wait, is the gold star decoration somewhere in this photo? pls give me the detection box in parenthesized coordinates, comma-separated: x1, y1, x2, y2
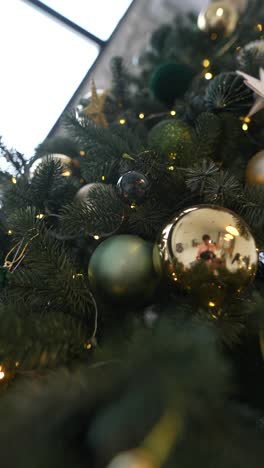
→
(82, 79, 108, 128)
(237, 68, 264, 116)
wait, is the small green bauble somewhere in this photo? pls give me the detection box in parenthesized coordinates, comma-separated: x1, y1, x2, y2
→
(148, 119, 193, 163)
(88, 235, 158, 303)
(149, 62, 195, 106)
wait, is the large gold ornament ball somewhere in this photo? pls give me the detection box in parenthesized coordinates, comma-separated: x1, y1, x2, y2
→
(154, 205, 257, 307)
(212, 0, 248, 13)
(198, 2, 238, 36)
(246, 151, 264, 186)
(29, 153, 72, 178)
(88, 235, 158, 303)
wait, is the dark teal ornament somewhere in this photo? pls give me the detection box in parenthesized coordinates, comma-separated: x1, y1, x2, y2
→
(88, 235, 158, 303)
(149, 62, 195, 106)
(205, 72, 253, 114)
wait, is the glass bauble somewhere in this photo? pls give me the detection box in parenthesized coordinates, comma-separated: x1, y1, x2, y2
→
(117, 171, 150, 205)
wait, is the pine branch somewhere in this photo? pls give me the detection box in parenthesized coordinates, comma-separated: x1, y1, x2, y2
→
(60, 185, 125, 237)
(0, 303, 92, 372)
(202, 170, 243, 205)
(30, 158, 77, 212)
(0, 137, 27, 174)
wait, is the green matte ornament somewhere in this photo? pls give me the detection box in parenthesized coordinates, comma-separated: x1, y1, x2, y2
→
(148, 119, 194, 163)
(88, 235, 158, 303)
(150, 62, 194, 106)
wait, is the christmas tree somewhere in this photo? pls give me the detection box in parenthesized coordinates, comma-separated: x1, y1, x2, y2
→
(1, 1, 264, 466)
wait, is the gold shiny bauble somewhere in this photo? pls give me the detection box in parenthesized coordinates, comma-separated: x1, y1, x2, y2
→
(29, 154, 72, 178)
(246, 151, 264, 186)
(107, 450, 155, 468)
(198, 2, 238, 36)
(154, 205, 257, 307)
(75, 183, 105, 202)
(212, 0, 248, 13)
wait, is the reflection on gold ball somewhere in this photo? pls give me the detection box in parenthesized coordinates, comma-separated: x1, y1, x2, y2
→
(246, 151, 264, 186)
(30, 154, 72, 178)
(198, 2, 238, 36)
(107, 450, 155, 468)
(154, 205, 257, 307)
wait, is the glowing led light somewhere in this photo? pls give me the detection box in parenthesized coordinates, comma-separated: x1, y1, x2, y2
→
(168, 166, 175, 171)
(242, 123, 248, 131)
(216, 7, 224, 17)
(197, 13, 206, 30)
(7, 229, 13, 235)
(138, 113, 145, 119)
(85, 343, 92, 350)
(73, 273, 83, 279)
(15, 362, 20, 368)
(205, 72, 213, 80)
(208, 301, 216, 307)
(119, 118, 126, 125)
(170, 110, 177, 116)
(36, 213, 45, 219)
(226, 226, 239, 237)
(130, 203, 136, 209)
(211, 33, 218, 40)
(62, 170, 71, 177)
(94, 235, 100, 240)
(11, 177, 17, 184)
(244, 116, 251, 123)
(0, 371, 5, 380)
(80, 150, 86, 156)
(202, 58, 210, 68)
(101, 175, 106, 181)
(257, 23, 263, 32)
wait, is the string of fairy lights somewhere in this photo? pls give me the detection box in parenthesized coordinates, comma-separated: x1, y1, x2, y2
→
(2, 5, 264, 384)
